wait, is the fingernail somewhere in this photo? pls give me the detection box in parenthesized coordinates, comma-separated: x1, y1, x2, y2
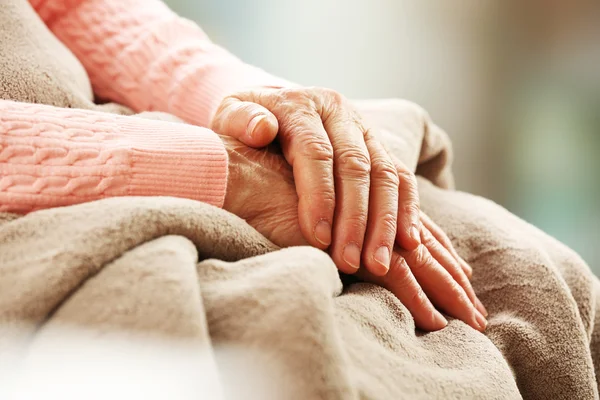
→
(373, 246, 391, 274)
(246, 114, 266, 138)
(410, 225, 421, 245)
(314, 220, 332, 247)
(343, 243, 361, 270)
(474, 309, 488, 331)
(475, 297, 488, 317)
(434, 311, 448, 327)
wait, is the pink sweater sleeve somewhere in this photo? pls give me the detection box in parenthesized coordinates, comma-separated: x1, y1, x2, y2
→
(30, 0, 291, 127)
(0, 100, 227, 213)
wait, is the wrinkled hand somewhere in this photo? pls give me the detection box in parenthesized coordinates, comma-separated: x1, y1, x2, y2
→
(220, 134, 487, 332)
(212, 87, 424, 279)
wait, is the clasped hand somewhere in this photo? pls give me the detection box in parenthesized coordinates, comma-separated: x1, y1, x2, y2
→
(211, 87, 487, 332)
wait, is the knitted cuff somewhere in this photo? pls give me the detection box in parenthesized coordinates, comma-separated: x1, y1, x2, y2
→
(119, 116, 228, 207)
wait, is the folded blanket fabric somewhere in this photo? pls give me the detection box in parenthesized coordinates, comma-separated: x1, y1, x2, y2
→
(1, 0, 599, 399)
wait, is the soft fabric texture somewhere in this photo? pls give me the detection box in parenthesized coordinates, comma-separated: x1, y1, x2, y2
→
(2, 100, 599, 400)
(2, 0, 600, 399)
(1, 0, 291, 212)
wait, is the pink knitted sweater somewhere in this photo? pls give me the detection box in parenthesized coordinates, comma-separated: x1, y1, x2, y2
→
(0, 0, 286, 213)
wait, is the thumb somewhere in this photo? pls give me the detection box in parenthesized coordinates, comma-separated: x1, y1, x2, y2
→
(210, 96, 279, 148)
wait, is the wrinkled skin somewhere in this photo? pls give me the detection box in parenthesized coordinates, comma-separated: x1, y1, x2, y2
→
(221, 134, 487, 332)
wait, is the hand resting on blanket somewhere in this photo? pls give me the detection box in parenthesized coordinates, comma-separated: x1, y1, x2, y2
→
(220, 133, 488, 332)
(212, 87, 422, 279)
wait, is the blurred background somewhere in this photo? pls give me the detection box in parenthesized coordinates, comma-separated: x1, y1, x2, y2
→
(165, 0, 600, 273)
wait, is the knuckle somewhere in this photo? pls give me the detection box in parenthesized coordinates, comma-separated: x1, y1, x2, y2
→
(411, 245, 432, 271)
(336, 148, 371, 178)
(408, 285, 428, 308)
(389, 254, 413, 287)
(280, 88, 308, 101)
(321, 87, 345, 104)
(421, 230, 439, 249)
(422, 237, 438, 252)
(279, 91, 318, 113)
(295, 135, 334, 162)
(402, 202, 421, 218)
(397, 169, 417, 188)
(288, 106, 318, 122)
(318, 189, 336, 204)
(371, 158, 399, 187)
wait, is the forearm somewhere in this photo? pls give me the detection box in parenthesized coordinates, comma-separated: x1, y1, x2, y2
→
(30, 0, 291, 127)
(0, 100, 227, 213)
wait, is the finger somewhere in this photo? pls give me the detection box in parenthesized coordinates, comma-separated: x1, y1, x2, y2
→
(419, 211, 474, 279)
(275, 108, 337, 253)
(392, 157, 421, 251)
(420, 225, 487, 316)
(361, 131, 399, 276)
(457, 257, 473, 279)
(221, 90, 338, 255)
(211, 96, 279, 148)
(320, 102, 371, 275)
(356, 251, 448, 331)
(475, 298, 488, 318)
(397, 244, 487, 331)
(461, 258, 473, 279)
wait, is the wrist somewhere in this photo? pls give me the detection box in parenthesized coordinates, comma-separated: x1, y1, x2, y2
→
(220, 135, 245, 214)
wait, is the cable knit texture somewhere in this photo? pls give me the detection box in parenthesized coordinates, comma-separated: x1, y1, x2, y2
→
(1, 0, 291, 213)
(0, 100, 227, 213)
(29, 0, 291, 127)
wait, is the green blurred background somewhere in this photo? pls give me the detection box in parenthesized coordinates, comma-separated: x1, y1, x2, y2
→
(165, 0, 600, 273)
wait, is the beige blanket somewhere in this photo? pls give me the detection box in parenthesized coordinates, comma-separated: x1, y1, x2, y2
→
(2, 1, 599, 399)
